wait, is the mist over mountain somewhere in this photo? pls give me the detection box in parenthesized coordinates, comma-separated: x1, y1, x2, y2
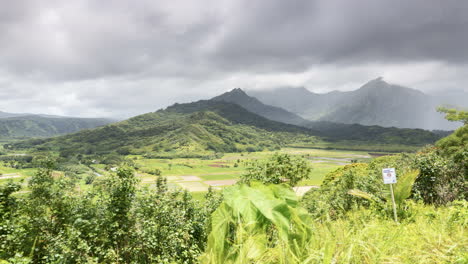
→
(249, 78, 466, 130)
(211, 88, 307, 125)
(9, 90, 444, 155)
(208, 88, 441, 145)
(428, 89, 468, 108)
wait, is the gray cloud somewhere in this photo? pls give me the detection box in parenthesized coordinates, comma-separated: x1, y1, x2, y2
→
(0, 0, 467, 118)
(211, 0, 468, 71)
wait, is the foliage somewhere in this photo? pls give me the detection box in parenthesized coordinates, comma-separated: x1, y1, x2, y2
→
(300, 201, 467, 264)
(411, 111, 467, 205)
(0, 163, 218, 263)
(9, 102, 315, 157)
(392, 169, 419, 205)
(437, 107, 468, 124)
(201, 183, 313, 263)
(347, 169, 420, 208)
(436, 121, 467, 156)
(412, 146, 466, 205)
(240, 153, 312, 186)
(301, 155, 416, 219)
(305, 121, 443, 146)
(203, 183, 467, 263)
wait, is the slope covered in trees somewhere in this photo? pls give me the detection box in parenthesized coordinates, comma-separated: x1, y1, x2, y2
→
(208, 88, 444, 146)
(8, 101, 316, 156)
(0, 115, 113, 139)
(7, 97, 446, 156)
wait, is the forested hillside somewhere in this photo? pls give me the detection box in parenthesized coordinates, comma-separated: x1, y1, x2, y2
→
(304, 121, 442, 145)
(7, 96, 445, 156)
(208, 88, 444, 146)
(8, 102, 316, 156)
(0, 115, 112, 139)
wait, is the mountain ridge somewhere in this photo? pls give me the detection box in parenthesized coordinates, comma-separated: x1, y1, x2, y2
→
(0, 114, 114, 139)
(8, 101, 316, 155)
(211, 88, 307, 125)
(248, 78, 466, 130)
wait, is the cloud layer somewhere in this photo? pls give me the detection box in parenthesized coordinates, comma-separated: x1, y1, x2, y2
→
(1, 0, 467, 118)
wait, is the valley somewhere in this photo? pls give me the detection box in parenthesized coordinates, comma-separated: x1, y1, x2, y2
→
(1, 147, 374, 198)
(2, 2, 468, 262)
(1, 96, 465, 263)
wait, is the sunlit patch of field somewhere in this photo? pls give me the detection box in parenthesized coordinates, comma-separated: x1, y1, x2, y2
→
(131, 147, 374, 199)
(0, 147, 375, 199)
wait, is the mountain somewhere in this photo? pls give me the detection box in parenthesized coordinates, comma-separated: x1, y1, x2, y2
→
(0, 111, 26, 118)
(302, 121, 442, 146)
(8, 101, 315, 156)
(212, 87, 441, 145)
(0, 114, 113, 139)
(248, 87, 349, 120)
(211, 88, 307, 125)
(9, 94, 444, 156)
(248, 78, 466, 130)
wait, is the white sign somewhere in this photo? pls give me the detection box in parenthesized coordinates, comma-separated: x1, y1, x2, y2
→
(382, 168, 397, 184)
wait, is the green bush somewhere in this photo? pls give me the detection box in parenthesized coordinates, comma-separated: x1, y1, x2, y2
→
(302, 155, 415, 219)
(240, 153, 312, 186)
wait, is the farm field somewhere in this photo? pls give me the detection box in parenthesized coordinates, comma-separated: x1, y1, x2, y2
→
(132, 147, 375, 197)
(0, 147, 379, 198)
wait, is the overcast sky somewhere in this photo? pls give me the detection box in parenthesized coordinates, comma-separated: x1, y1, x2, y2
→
(1, 0, 467, 118)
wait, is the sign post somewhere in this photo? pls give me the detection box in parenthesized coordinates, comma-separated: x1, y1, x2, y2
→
(382, 168, 398, 223)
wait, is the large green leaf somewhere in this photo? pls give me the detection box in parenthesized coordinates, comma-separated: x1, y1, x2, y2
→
(201, 183, 313, 263)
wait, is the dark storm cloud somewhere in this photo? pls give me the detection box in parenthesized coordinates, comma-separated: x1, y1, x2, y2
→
(0, 0, 467, 117)
(0, 0, 222, 80)
(211, 0, 468, 72)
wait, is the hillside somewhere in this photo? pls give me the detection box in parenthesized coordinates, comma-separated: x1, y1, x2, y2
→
(0, 115, 113, 139)
(210, 88, 442, 145)
(248, 87, 347, 120)
(8, 102, 316, 156)
(248, 78, 466, 130)
(8, 95, 446, 156)
(303, 121, 442, 146)
(211, 88, 307, 125)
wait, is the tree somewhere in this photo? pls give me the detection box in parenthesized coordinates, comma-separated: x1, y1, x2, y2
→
(437, 107, 468, 124)
(240, 153, 312, 186)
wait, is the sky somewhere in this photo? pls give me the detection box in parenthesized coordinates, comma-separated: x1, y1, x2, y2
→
(0, 0, 467, 118)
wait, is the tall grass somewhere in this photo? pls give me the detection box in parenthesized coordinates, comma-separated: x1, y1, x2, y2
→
(202, 183, 467, 263)
(302, 202, 467, 263)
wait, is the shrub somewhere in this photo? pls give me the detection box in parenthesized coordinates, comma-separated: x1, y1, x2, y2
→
(240, 153, 312, 186)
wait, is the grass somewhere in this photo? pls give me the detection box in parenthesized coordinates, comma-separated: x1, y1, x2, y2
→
(130, 147, 374, 193)
(298, 164, 338, 186)
(302, 203, 467, 264)
(198, 174, 240, 181)
(290, 141, 422, 153)
(191, 191, 207, 202)
(0, 147, 377, 196)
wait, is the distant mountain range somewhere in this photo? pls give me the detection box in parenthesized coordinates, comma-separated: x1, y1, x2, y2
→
(208, 88, 442, 145)
(9, 101, 315, 155)
(6, 84, 446, 154)
(248, 78, 467, 130)
(0, 112, 113, 139)
(211, 88, 307, 125)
